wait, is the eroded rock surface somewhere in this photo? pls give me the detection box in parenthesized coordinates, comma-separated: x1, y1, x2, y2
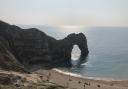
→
(0, 20, 89, 71)
(0, 70, 67, 89)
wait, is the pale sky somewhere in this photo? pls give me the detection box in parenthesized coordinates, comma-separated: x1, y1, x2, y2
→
(0, 0, 128, 27)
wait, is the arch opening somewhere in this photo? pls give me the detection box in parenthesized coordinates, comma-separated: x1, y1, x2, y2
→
(71, 45, 81, 66)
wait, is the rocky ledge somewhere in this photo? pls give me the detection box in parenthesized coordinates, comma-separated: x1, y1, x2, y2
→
(0, 69, 69, 89)
(0, 20, 89, 72)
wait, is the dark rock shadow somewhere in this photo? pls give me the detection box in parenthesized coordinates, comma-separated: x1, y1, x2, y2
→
(0, 20, 89, 73)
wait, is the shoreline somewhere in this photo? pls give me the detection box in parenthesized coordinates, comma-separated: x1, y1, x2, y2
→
(35, 68, 128, 89)
(0, 68, 128, 89)
(53, 68, 128, 81)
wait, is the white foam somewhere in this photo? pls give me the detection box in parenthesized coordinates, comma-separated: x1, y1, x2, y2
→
(52, 68, 123, 81)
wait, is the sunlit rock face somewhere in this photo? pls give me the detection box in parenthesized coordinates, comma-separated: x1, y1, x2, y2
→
(0, 20, 89, 71)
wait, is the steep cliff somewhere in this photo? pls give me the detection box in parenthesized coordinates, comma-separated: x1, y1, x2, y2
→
(0, 20, 89, 72)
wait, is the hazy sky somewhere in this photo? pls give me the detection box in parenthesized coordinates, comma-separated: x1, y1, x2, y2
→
(0, 0, 128, 27)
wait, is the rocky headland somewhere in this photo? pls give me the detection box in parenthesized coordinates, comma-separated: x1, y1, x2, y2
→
(0, 20, 89, 72)
(0, 21, 128, 89)
(0, 20, 89, 89)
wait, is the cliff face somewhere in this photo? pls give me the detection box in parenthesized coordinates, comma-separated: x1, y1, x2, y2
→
(0, 20, 89, 71)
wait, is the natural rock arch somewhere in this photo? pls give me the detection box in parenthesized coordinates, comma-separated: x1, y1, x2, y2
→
(0, 20, 89, 72)
(52, 33, 89, 67)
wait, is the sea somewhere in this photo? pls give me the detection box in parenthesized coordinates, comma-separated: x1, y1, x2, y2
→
(20, 25, 128, 80)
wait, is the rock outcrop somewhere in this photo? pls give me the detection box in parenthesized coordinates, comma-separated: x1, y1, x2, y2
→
(0, 70, 68, 89)
(0, 20, 89, 71)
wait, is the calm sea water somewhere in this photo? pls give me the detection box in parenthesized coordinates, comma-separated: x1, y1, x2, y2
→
(21, 25, 128, 80)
